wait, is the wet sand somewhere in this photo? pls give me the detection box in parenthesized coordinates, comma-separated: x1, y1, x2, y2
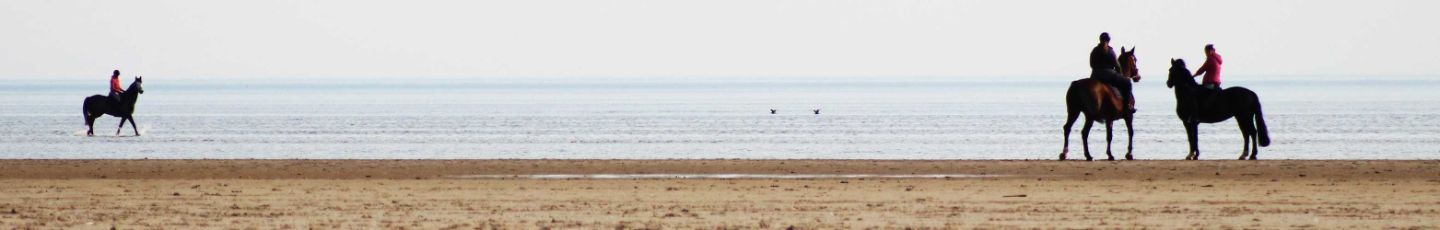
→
(0, 160, 1437, 228)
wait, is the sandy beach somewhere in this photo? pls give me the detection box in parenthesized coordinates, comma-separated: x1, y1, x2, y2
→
(0, 159, 1437, 229)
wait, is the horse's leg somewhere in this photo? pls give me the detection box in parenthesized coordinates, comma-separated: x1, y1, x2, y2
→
(85, 115, 96, 136)
(1250, 133, 1260, 160)
(1237, 115, 1256, 160)
(1060, 109, 1080, 161)
(83, 103, 94, 136)
(1124, 116, 1135, 160)
(129, 116, 140, 136)
(116, 117, 127, 136)
(1239, 134, 1251, 160)
(1104, 120, 1115, 161)
(1081, 119, 1094, 161)
(1243, 115, 1261, 160)
(1185, 123, 1200, 160)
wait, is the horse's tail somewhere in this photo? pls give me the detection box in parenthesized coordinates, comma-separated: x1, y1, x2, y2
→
(1066, 80, 1080, 112)
(1255, 101, 1271, 147)
(81, 97, 92, 125)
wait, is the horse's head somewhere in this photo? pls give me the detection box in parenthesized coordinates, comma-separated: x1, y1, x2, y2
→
(1166, 59, 1193, 88)
(1118, 47, 1140, 82)
(129, 76, 144, 94)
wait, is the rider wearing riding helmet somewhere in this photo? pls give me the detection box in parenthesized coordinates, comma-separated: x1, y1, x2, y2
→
(1090, 32, 1134, 113)
(109, 70, 124, 102)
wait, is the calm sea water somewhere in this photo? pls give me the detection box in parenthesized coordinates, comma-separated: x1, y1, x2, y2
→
(1, 78, 1437, 159)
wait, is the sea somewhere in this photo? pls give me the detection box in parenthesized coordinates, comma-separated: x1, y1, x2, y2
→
(1, 77, 1437, 160)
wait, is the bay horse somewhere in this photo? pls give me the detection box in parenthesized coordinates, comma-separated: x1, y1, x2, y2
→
(1060, 47, 1141, 161)
(83, 76, 145, 136)
(1166, 59, 1270, 160)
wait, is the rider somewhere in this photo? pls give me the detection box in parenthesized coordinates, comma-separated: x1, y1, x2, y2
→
(108, 70, 124, 103)
(1186, 44, 1224, 124)
(1192, 44, 1223, 90)
(1090, 32, 1134, 113)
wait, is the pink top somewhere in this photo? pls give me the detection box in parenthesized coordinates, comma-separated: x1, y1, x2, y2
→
(1195, 52, 1222, 85)
(111, 76, 124, 94)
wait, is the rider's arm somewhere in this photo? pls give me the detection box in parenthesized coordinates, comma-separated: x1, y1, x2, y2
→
(1193, 60, 1211, 77)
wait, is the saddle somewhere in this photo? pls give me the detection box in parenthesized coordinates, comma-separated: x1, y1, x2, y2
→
(1193, 87, 1221, 107)
(108, 92, 124, 103)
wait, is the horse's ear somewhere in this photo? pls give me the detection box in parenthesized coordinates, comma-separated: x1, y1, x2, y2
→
(1130, 46, 1136, 53)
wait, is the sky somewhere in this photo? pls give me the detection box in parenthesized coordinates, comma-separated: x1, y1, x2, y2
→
(1, 0, 1436, 80)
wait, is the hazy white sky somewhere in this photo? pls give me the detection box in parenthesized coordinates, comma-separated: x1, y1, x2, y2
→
(1, 0, 1436, 80)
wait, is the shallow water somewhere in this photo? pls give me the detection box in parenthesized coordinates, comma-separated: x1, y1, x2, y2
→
(1, 78, 1437, 159)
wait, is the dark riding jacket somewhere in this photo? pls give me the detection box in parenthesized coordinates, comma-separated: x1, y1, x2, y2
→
(1090, 44, 1119, 73)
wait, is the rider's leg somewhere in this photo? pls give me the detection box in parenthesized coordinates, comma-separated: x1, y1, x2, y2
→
(1190, 84, 1217, 124)
(1090, 70, 1135, 113)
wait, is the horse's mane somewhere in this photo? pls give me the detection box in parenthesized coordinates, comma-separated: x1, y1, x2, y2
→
(121, 79, 143, 102)
(126, 80, 142, 92)
(1170, 59, 1187, 72)
(1116, 48, 1138, 79)
(1168, 59, 1205, 90)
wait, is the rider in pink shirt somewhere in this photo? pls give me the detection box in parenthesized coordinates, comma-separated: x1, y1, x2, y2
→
(1192, 44, 1222, 90)
(1185, 44, 1223, 124)
(108, 70, 124, 102)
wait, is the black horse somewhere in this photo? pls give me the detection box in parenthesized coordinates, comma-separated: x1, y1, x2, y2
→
(1060, 47, 1140, 161)
(83, 77, 145, 136)
(1166, 59, 1270, 160)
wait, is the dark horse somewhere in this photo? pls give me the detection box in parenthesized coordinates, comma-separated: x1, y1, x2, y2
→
(1060, 47, 1141, 161)
(1166, 59, 1269, 160)
(83, 77, 145, 136)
